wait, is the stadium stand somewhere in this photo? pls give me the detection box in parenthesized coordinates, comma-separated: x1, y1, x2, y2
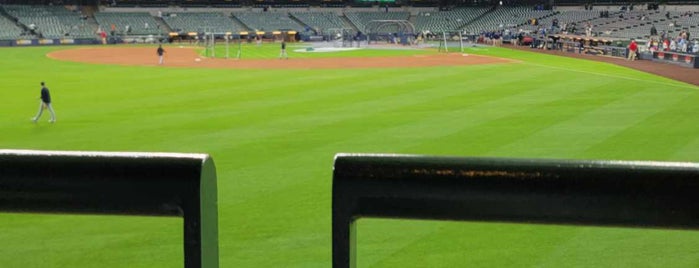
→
(233, 11, 305, 32)
(0, 2, 696, 50)
(3, 5, 95, 39)
(94, 12, 164, 35)
(519, 10, 603, 34)
(462, 6, 555, 34)
(289, 11, 347, 34)
(414, 7, 491, 32)
(344, 11, 410, 33)
(162, 12, 243, 34)
(592, 10, 699, 40)
(0, 12, 24, 40)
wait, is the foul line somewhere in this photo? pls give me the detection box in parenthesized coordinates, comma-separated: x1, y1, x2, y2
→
(523, 61, 699, 90)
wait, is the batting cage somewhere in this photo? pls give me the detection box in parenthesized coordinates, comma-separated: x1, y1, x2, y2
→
(365, 20, 416, 46)
(324, 28, 359, 48)
(434, 31, 469, 53)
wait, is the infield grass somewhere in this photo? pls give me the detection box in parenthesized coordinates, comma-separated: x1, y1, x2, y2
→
(1, 44, 699, 267)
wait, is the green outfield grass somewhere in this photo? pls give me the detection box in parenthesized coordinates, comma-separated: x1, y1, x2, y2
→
(1, 44, 699, 267)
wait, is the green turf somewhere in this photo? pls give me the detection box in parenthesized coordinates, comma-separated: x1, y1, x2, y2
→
(1, 44, 699, 267)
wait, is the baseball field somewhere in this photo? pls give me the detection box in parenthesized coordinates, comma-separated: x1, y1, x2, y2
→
(1, 43, 699, 267)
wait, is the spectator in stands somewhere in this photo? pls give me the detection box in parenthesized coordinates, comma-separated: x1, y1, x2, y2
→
(650, 25, 657, 36)
(693, 40, 699, 53)
(670, 38, 677, 51)
(627, 39, 638, 61)
(157, 45, 166, 65)
(100, 30, 107, 45)
(31, 82, 56, 124)
(679, 37, 688, 52)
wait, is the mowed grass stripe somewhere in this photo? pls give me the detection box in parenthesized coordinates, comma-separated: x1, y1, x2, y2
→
(404, 74, 611, 154)
(533, 227, 699, 267)
(167, 65, 525, 159)
(0, 214, 183, 268)
(495, 84, 694, 159)
(363, 220, 699, 267)
(206, 66, 540, 205)
(362, 221, 573, 267)
(583, 92, 699, 160)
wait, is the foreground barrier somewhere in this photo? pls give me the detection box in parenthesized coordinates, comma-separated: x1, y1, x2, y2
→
(332, 153, 699, 268)
(0, 149, 218, 268)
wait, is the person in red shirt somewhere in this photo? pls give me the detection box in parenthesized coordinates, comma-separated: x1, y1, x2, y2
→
(627, 39, 638, 61)
(100, 30, 107, 45)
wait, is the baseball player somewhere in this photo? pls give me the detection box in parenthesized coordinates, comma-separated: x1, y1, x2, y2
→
(31, 81, 56, 123)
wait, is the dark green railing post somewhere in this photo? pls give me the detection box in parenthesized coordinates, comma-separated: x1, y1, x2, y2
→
(0, 149, 219, 268)
(332, 153, 699, 268)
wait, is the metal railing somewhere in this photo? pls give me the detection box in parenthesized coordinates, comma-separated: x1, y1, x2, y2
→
(332, 153, 699, 268)
(0, 149, 219, 268)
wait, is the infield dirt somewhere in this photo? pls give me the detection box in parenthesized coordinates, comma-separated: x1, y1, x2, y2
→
(47, 46, 516, 69)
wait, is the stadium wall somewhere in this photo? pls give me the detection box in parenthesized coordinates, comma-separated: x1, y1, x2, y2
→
(0, 38, 99, 47)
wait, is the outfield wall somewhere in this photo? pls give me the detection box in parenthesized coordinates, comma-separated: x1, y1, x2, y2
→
(0, 38, 100, 47)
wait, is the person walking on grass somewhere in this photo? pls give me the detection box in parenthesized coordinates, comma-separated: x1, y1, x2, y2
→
(157, 44, 166, 64)
(32, 81, 56, 124)
(279, 40, 288, 59)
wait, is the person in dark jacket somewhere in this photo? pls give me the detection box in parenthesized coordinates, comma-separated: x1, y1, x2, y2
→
(157, 44, 166, 64)
(32, 81, 56, 123)
(279, 40, 288, 59)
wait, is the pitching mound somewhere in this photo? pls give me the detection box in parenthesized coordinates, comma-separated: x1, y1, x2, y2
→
(47, 46, 516, 69)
